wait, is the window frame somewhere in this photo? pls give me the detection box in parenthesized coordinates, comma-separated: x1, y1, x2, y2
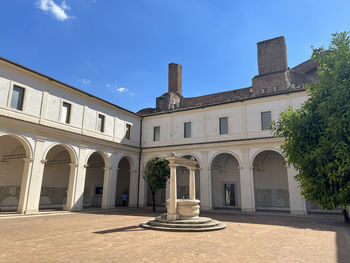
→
(8, 82, 26, 112)
(125, 123, 131, 140)
(261, 111, 272, 131)
(184, 122, 191, 138)
(153, 126, 160, 141)
(219, 117, 228, 135)
(97, 113, 105, 133)
(60, 101, 72, 124)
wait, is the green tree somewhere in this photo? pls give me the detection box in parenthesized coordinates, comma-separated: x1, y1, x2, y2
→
(272, 32, 350, 223)
(143, 157, 170, 212)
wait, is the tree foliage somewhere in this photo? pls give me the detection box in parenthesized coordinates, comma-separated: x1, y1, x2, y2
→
(143, 157, 170, 212)
(272, 32, 350, 222)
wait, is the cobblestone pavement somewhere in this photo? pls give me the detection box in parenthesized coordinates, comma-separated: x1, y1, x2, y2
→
(0, 209, 349, 263)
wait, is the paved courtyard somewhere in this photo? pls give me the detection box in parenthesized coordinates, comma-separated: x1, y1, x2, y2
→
(0, 209, 349, 263)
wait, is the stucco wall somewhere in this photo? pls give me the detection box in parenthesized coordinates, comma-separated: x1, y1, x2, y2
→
(0, 62, 140, 147)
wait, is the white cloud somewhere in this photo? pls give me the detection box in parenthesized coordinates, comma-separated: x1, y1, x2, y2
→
(117, 87, 128, 93)
(36, 0, 73, 21)
(80, 78, 91, 85)
(106, 83, 111, 88)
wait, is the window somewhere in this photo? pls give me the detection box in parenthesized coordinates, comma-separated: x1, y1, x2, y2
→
(60, 102, 71, 124)
(153, 126, 160, 141)
(184, 122, 191, 138)
(10, 85, 25, 111)
(125, 123, 131, 140)
(97, 114, 105, 132)
(261, 111, 272, 130)
(219, 117, 228, 134)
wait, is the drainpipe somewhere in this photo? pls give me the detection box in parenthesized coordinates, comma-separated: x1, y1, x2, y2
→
(136, 117, 143, 208)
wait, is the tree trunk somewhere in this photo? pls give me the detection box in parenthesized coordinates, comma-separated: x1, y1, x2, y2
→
(343, 208, 350, 224)
(152, 190, 156, 212)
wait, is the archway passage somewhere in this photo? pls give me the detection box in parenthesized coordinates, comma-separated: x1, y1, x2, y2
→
(40, 145, 72, 211)
(115, 157, 131, 207)
(253, 150, 290, 211)
(0, 135, 28, 212)
(83, 152, 105, 209)
(146, 159, 166, 207)
(211, 153, 241, 209)
(176, 155, 200, 200)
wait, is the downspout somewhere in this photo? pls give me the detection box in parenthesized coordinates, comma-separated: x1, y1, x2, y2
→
(136, 117, 143, 208)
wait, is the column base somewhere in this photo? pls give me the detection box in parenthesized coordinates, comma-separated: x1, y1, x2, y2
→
(241, 208, 256, 213)
(167, 213, 179, 221)
(22, 209, 39, 214)
(290, 210, 308, 215)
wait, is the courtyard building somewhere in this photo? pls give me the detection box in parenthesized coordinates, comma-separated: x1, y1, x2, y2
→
(0, 36, 321, 215)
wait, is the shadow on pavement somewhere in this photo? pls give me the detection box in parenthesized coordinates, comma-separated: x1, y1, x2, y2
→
(93, 225, 146, 234)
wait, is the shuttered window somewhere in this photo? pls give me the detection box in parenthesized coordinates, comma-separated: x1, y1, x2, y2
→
(60, 102, 71, 124)
(10, 85, 25, 111)
(261, 111, 272, 130)
(219, 117, 228, 134)
(154, 126, 160, 141)
(98, 114, 105, 132)
(184, 122, 191, 138)
(125, 123, 131, 140)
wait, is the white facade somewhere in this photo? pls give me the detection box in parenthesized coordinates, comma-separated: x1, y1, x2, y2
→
(0, 54, 309, 215)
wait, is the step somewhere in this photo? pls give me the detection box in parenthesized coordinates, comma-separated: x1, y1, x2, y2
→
(140, 222, 226, 232)
(148, 220, 220, 229)
(155, 216, 212, 225)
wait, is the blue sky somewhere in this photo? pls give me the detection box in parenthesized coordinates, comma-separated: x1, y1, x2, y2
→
(1, 0, 350, 112)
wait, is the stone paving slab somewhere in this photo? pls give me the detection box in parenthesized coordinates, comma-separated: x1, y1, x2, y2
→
(0, 209, 349, 263)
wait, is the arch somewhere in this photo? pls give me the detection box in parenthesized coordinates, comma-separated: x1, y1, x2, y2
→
(115, 156, 133, 207)
(144, 155, 167, 208)
(252, 149, 290, 211)
(0, 134, 32, 211)
(40, 144, 75, 210)
(43, 143, 77, 165)
(142, 154, 164, 169)
(209, 150, 243, 169)
(0, 133, 33, 159)
(117, 154, 136, 172)
(179, 153, 202, 168)
(250, 147, 285, 168)
(83, 151, 107, 209)
(210, 152, 241, 210)
(85, 150, 110, 168)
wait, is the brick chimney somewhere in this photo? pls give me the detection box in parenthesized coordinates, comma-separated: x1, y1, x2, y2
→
(257, 36, 288, 75)
(168, 63, 182, 95)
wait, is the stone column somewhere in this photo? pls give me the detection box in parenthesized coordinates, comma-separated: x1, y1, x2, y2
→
(167, 163, 178, 221)
(287, 166, 307, 215)
(106, 152, 119, 208)
(128, 169, 138, 207)
(69, 146, 88, 211)
(101, 166, 111, 209)
(20, 138, 46, 214)
(189, 167, 196, 200)
(17, 157, 34, 214)
(239, 149, 255, 213)
(239, 166, 255, 212)
(65, 163, 78, 211)
(200, 151, 211, 210)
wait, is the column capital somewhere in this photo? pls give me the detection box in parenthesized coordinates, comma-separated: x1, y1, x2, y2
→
(69, 163, 78, 168)
(239, 165, 254, 170)
(103, 166, 112, 171)
(188, 167, 197, 172)
(41, 159, 47, 164)
(83, 164, 89, 168)
(22, 157, 34, 162)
